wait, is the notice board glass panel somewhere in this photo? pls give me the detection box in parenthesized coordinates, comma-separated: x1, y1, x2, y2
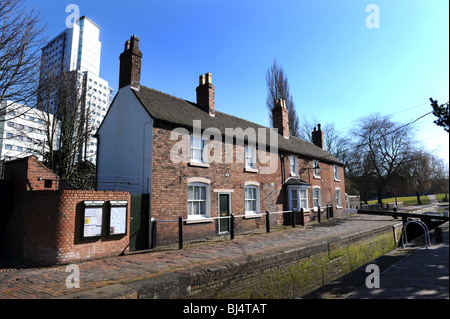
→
(110, 206, 127, 235)
(84, 207, 103, 238)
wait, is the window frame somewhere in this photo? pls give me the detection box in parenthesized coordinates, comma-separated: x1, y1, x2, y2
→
(244, 145, 257, 171)
(288, 186, 309, 211)
(334, 165, 340, 181)
(190, 135, 208, 165)
(336, 188, 342, 208)
(244, 185, 260, 215)
(313, 160, 321, 178)
(312, 186, 321, 208)
(187, 182, 210, 220)
(290, 155, 298, 176)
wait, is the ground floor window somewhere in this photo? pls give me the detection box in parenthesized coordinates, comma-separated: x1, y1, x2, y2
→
(288, 187, 309, 210)
(313, 187, 321, 208)
(188, 183, 209, 218)
(336, 188, 342, 208)
(244, 185, 260, 214)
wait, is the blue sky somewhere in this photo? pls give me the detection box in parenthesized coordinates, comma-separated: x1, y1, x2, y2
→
(27, 0, 449, 164)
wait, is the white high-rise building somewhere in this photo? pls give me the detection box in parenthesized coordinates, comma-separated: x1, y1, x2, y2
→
(0, 100, 55, 162)
(40, 16, 113, 164)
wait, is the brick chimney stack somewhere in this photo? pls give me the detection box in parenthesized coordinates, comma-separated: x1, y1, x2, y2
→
(119, 35, 143, 90)
(272, 99, 289, 139)
(196, 73, 215, 116)
(312, 124, 324, 149)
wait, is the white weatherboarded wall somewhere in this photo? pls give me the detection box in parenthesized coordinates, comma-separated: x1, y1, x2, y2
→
(96, 86, 153, 194)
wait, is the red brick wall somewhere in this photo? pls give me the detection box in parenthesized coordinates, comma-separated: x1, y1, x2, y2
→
(7, 190, 130, 266)
(4, 156, 131, 266)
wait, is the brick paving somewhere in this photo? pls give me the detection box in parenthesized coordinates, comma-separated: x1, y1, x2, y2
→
(0, 215, 402, 299)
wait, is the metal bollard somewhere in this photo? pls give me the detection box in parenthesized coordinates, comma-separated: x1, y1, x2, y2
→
(292, 210, 296, 228)
(300, 208, 304, 227)
(230, 214, 235, 240)
(266, 211, 270, 233)
(178, 216, 183, 250)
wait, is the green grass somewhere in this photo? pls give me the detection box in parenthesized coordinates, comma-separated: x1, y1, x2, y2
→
(367, 193, 448, 206)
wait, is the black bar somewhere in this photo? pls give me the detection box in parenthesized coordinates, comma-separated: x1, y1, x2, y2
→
(300, 208, 304, 226)
(178, 216, 183, 250)
(318, 206, 321, 223)
(292, 210, 296, 228)
(230, 214, 235, 240)
(151, 220, 157, 249)
(266, 210, 270, 233)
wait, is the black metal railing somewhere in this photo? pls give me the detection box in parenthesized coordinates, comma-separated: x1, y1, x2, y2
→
(149, 205, 335, 250)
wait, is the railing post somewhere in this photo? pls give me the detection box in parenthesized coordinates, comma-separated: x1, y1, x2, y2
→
(266, 210, 270, 233)
(292, 210, 296, 228)
(178, 216, 183, 250)
(230, 214, 235, 240)
(151, 219, 157, 249)
(300, 208, 304, 226)
(318, 206, 321, 223)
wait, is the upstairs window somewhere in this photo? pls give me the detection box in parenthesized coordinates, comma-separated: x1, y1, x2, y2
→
(190, 135, 206, 164)
(313, 160, 320, 178)
(245, 145, 257, 170)
(290, 156, 298, 175)
(334, 165, 340, 181)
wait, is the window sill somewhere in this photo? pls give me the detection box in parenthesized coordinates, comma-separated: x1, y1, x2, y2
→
(244, 213, 263, 219)
(313, 175, 321, 180)
(185, 217, 213, 224)
(244, 167, 258, 173)
(334, 178, 341, 182)
(189, 160, 210, 168)
(290, 172, 298, 177)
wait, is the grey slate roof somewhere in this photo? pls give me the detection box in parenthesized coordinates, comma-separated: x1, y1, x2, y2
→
(133, 86, 343, 165)
(284, 177, 311, 186)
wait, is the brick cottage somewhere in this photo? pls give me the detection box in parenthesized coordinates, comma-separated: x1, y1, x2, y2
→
(96, 36, 345, 247)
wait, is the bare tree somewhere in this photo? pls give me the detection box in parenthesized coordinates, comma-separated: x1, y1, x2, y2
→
(298, 117, 351, 162)
(0, 0, 46, 118)
(266, 60, 300, 137)
(404, 150, 433, 204)
(38, 66, 94, 182)
(351, 113, 416, 206)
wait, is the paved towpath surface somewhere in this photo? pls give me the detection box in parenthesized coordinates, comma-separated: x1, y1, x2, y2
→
(0, 214, 399, 299)
(304, 222, 449, 299)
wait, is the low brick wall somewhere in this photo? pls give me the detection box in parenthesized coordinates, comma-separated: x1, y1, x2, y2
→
(6, 189, 131, 266)
(3, 156, 132, 267)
